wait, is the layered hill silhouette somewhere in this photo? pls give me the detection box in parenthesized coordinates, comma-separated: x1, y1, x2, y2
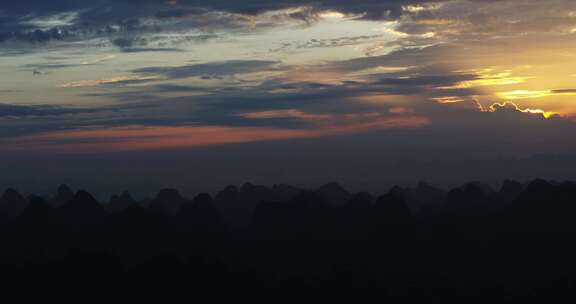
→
(2, 179, 576, 297)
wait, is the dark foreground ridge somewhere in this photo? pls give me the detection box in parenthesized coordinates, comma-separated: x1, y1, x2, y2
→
(2, 179, 576, 298)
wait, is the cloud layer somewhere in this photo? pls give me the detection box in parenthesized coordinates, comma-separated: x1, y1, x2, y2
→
(3, 0, 576, 190)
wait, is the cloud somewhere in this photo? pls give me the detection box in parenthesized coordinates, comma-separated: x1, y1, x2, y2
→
(22, 63, 80, 71)
(59, 75, 164, 88)
(0, 0, 448, 47)
(497, 89, 576, 100)
(3, 115, 430, 153)
(119, 47, 183, 53)
(551, 89, 576, 94)
(109, 36, 184, 52)
(133, 60, 283, 79)
(394, 0, 576, 41)
(270, 34, 384, 53)
(487, 102, 557, 119)
(4, 0, 576, 191)
(19, 11, 80, 29)
(0, 103, 109, 118)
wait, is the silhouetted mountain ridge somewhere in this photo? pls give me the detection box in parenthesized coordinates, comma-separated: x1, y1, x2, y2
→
(0, 178, 575, 297)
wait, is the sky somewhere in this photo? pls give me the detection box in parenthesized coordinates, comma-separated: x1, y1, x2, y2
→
(2, 0, 576, 195)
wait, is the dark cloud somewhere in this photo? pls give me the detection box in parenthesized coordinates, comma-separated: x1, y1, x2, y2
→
(0, 103, 100, 117)
(21, 63, 79, 71)
(0, 101, 155, 120)
(149, 84, 211, 93)
(133, 60, 283, 79)
(4, 0, 576, 51)
(109, 37, 184, 52)
(270, 34, 384, 53)
(394, 0, 576, 43)
(329, 44, 459, 72)
(0, 0, 446, 45)
(67, 48, 492, 130)
(119, 47, 183, 53)
(552, 89, 576, 94)
(0, 0, 444, 16)
(110, 37, 138, 48)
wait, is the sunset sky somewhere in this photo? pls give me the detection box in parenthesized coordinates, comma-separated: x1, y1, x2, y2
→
(2, 0, 576, 194)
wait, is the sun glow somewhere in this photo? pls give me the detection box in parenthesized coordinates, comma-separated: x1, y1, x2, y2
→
(497, 90, 576, 100)
(488, 102, 558, 119)
(441, 71, 527, 90)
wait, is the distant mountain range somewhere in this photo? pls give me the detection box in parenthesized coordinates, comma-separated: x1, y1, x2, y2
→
(1, 178, 576, 297)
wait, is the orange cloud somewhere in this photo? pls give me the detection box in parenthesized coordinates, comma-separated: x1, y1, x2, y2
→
(238, 109, 390, 125)
(239, 109, 333, 121)
(388, 107, 414, 114)
(6, 116, 430, 153)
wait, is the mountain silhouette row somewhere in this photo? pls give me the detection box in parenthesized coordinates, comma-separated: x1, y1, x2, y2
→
(1, 178, 576, 297)
(0, 179, 569, 226)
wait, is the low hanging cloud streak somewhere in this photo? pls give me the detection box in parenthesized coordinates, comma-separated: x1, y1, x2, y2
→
(0, 103, 109, 117)
(133, 60, 283, 79)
